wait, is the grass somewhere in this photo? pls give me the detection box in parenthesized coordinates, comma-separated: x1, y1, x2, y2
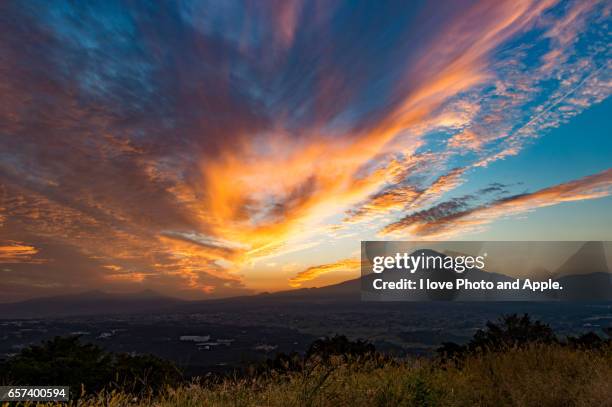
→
(6, 344, 612, 407)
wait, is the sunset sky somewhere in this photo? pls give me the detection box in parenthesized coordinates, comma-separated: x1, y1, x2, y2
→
(1, 0, 611, 302)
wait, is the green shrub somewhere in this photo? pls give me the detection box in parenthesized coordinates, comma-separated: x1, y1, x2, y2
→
(438, 313, 557, 360)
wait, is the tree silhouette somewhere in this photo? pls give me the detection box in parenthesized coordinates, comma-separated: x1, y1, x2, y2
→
(0, 336, 181, 397)
(0, 336, 113, 394)
(438, 314, 556, 360)
(468, 313, 556, 351)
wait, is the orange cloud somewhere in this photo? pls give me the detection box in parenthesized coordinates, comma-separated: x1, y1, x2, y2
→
(345, 167, 465, 223)
(381, 168, 612, 238)
(447, 130, 484, 151)
(104, 272, 147, 283)
(289, 258, 361, 287)
(0, 241, 44, 264)
(1, 184, 244, 293)
(195, 2, 556, 265)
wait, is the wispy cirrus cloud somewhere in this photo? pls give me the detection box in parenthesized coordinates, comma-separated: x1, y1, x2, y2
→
(381, 169, 612, 238)
(289, 258, 361, 287)
(344, 167, 466, 224)
(0, 241, 44, 264)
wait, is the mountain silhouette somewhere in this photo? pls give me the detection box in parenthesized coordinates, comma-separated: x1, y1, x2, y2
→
(0, 290, 184, 319)
(552, 241, 612, 300)
(1, 244, 611, 318)
(554, 241, 610, 277)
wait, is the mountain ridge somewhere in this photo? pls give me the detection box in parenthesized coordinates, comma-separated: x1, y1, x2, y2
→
(2, 243, 611, 318)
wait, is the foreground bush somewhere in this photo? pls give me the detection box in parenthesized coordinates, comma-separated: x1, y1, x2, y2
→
(15, 343, 611, 407)
(0, 336, 182, 398)
(438, 313, 612, 361)
(437, 314, 557, 361)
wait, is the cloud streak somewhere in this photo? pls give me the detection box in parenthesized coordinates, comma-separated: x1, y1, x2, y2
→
(381, 169, 612, 238)
(289, 258, 361, 287)
(0, 241, 43, 264)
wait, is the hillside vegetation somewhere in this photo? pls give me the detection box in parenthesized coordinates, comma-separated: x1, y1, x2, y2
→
(2, 315, 612, 406)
